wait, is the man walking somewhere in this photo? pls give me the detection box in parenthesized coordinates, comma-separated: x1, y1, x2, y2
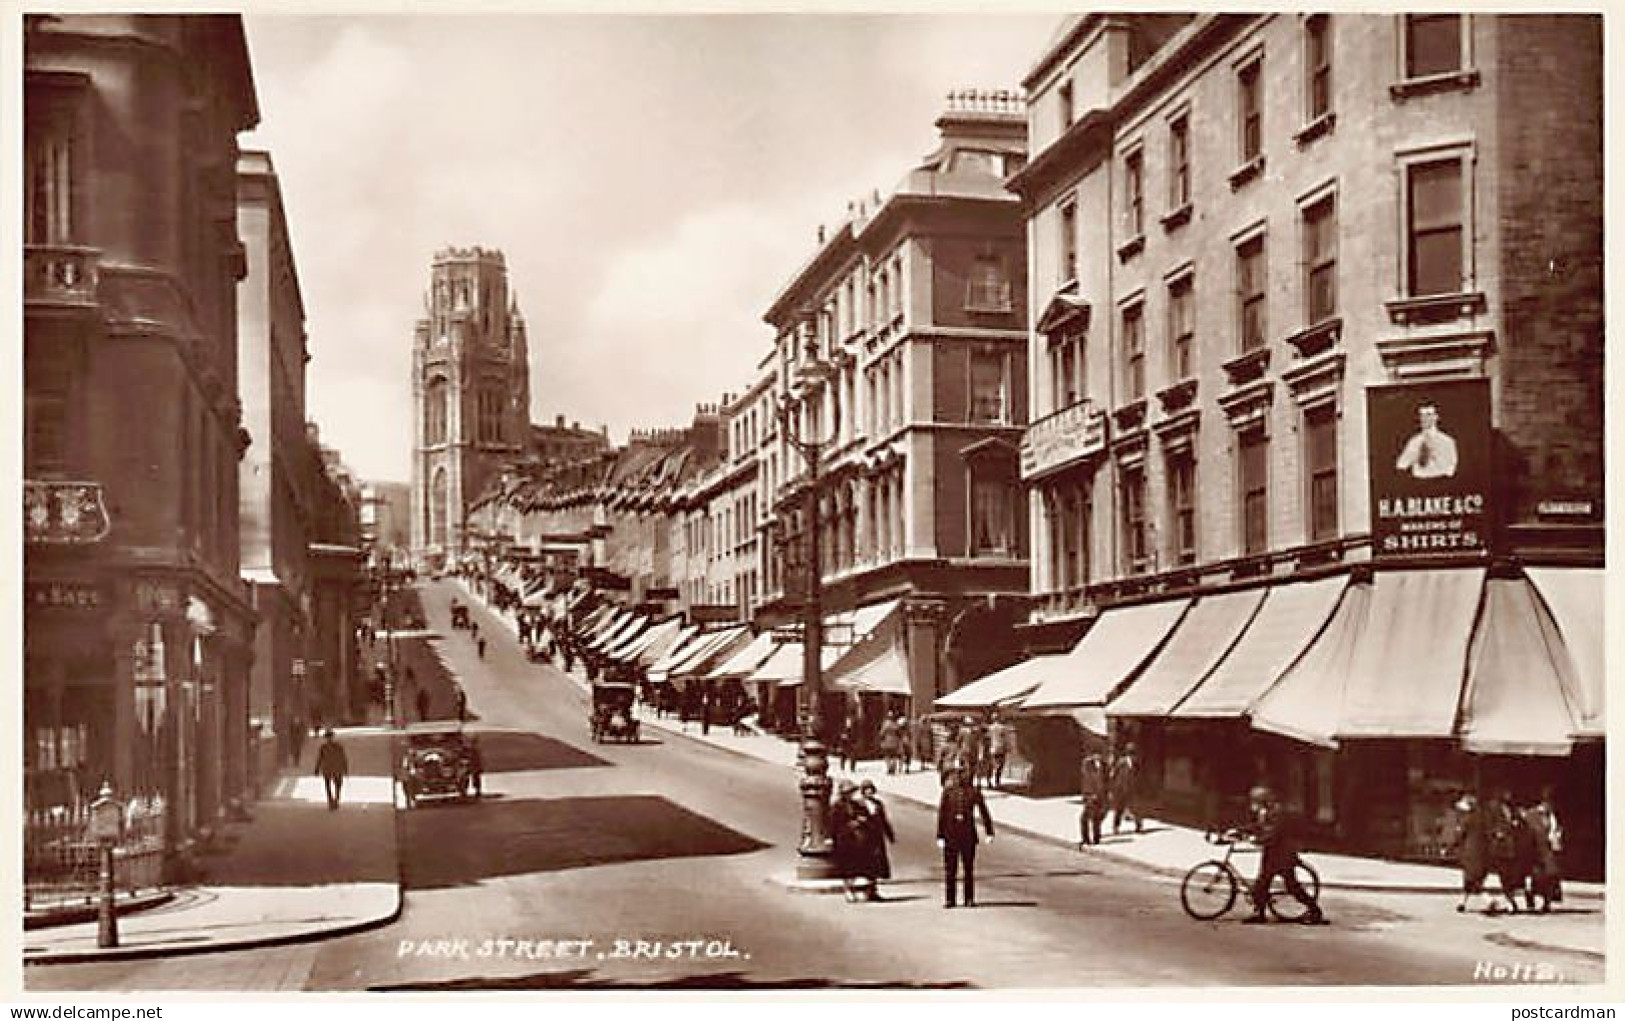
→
(315, 729, 349, 811)
(936, 767, 994, 908)
(1242, 785, 1325, 925)
(1109, 742, 1144, 835)
(1078, 749, 1109, 847)
(987, 713, 1014, 789)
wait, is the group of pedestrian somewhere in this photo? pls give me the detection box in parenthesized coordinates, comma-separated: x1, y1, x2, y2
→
(831, 778, 897, 902)
(1449, 786, 1564, 915)
(1077, 742, 1143, 847)
(929, 714, 1015, 789)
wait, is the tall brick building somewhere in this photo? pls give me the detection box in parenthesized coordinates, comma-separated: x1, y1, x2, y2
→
(990, 14, 1602, 873)
(411, 247, 531, 566)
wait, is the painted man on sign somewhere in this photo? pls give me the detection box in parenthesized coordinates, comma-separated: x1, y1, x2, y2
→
(1394, 403, 1459, 480)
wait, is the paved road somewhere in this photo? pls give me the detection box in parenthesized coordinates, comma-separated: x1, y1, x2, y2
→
(30, 581, 1603, 991)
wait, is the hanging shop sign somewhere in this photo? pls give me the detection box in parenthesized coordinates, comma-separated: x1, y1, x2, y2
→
(1366, 378, 1492, 558)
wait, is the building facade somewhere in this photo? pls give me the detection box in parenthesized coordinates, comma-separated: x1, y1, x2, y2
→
(411, 247, 531, 566)
(530, 415, 610, 467)
(757, 91, 1035, 732)
(24, 14, 261, 867)
(1007, 14, 1602, 872)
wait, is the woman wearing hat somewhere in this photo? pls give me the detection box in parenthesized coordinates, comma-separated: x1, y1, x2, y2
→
(830, 779, 867, 902)
(855, 779, 896, 901)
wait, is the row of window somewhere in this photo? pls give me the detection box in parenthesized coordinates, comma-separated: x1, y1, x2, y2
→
(1044, 404, 1338, 587)
(1056, 148, 1468, 415)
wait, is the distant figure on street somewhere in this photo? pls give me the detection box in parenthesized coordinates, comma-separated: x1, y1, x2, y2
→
(912, 716, 932, 776)
(455, 685, 468, 722)
(879, 714, 903, 775)
(288, 717, 307, 766)
(477, 636, 487, 659)
(416, 687, 431, 722)
(315, 729, 349, 811)
(1078, 750, 1110, 847)
(467, 734, 484, 798)
(1109, 743, 1144, 834)
(936, 767, 994, 908)
(987, 714, 1014, 789)
(896, 716, 914, 773)
(470, 620, 480, 642)
(1241, 785, 1324, 925)
(1524, 787, 1564, 911)
(957, 716, 983, 787)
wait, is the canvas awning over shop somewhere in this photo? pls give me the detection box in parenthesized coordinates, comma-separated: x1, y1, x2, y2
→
(1109, 588, 1266, 718)
(1250, 580, 1372, 747)
(1173, 576, 1348, 719)
(1336, 568, 1484, 739)
(748, 642, 842, 687)
(644, 625, 702, 682)
(827, 611, 910, 696)
(581, 607, 626, 643)
(1019, 597, 1191, 711)
(1526, 567, 1604, 740)
(826, 599, 900, 647)
(670, 626, 750, 680)
(607, 616, 660, 660)
(935, 655, 1058, 710)
(630, 618, 687, 667)
(705, 631, 777, 681)
(1459, 578, 1580, 756)
(575, 604, 612, 634)
(595, 614, 647, 654)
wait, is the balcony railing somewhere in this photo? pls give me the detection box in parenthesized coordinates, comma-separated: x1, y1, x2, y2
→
(24, 245, 99, 308)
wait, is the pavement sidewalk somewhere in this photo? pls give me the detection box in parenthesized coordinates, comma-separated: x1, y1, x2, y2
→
(25, 728, 403, 965)
(453, 577, 1605, 960)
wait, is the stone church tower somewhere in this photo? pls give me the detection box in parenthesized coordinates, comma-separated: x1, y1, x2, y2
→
(411, 247, 530, 563)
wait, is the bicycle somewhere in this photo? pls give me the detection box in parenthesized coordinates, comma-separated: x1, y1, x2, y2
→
(1180, 829, 1322, 922)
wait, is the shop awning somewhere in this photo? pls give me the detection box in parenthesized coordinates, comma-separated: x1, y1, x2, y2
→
(1173, 576, 1348, 719)
(1337, 568, 1484, 739)
(828, 612, 910, 696)
(1526, 567, 1604, 740)
(1249, 581, 1372, 748)
(1019, 597, 1191, 711)
(631, 618, 689, 667)
(935, 655, 1057, 710)
(596, 614, 648, 655)
(670, 626, 751, 681)
(575, 604, 612, 633)
(1109, 588, 1266, 718)
(644, 625, 702, 681)
(582, 607, 627, 644)
(705, 631, 777, 680)
(747, 642, 841, 686)
(1459, 578, 1579, 756)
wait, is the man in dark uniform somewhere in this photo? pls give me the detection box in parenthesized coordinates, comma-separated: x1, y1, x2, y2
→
(1109, 742, 1144, 834)
(1243, 785, 1325, 924)
(936, 767, 995, 908)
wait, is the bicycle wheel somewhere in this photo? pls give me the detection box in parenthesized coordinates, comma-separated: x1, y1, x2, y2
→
(1181, 861, 1239, 920)
(1267, 861, 1322, 921)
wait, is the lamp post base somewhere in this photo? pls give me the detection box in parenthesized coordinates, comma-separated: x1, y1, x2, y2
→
(792, 730, 840, 884)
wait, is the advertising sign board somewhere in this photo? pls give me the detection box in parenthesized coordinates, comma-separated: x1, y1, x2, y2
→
(1366, 379, 1492, 558)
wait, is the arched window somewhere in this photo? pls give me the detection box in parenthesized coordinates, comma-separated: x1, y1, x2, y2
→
(425, 378, 448, 445)
(430, 467, 448, 548)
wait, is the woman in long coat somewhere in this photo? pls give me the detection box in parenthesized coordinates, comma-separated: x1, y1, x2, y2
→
(856, 779, 897, 901)
(1450, 793, 1489, 913)
(829, 780, 866, 901)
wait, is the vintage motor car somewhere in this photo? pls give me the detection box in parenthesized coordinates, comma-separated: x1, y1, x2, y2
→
(399, 722, 478, 807)
(589, 682, 640, 743)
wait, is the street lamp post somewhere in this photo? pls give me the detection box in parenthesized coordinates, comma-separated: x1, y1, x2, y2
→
(776, 355, 840, 883)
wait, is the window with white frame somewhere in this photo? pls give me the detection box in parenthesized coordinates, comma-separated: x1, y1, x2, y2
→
(1239, 428, 1269, 555)
(1168, 274, 1195, 380)
(1122, 302, 1146, 402)
(970, 470, 1017, 556)
(1060, 200, 1079, 283)
(1125, 148, 1145, 237)
(1305, 405, 1339, 541)
(1238, 58, 1263, 164)
(1303, 191, 1337, 323)
(1121, 464, 1149, 572)
(1236, 234, 1267, 352)
(1168, 115, 1191, 210)
(1167, 448, 1197, 565)
(1305, 15, 1333, 122)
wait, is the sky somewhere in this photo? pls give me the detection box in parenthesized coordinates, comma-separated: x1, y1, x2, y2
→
(241, 12, 1059, 483)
